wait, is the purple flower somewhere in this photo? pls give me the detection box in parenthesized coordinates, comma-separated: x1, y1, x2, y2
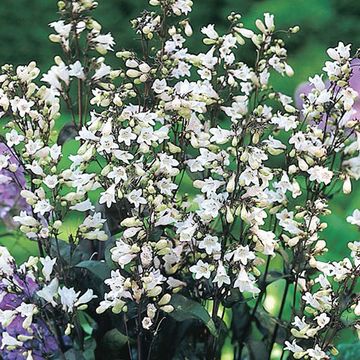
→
(0, 317, 58, 360)
(0, 255, 59, 359)
(0, 143, 28, 225)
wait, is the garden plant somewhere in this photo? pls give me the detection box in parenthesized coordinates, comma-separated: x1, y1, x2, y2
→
(0, 0, 359, 359)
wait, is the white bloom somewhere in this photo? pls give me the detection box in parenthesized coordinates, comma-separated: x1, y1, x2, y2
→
(234, 267, 260, 294)
(126, 189, 147, 208)
(43, 175, 59, 189)
(99, 185, 116, 208)
(40, 256, 56, 281)
(201, 24, 218, 40)
(225, 245, 255, 265)
(58, 286, 80, 313)
(92, 33, 115, 53)
(75, 289, 97, 307)
(189, 260, 212, 280)
(92, 63, 111, 81)
(307, 166, 333, 185)
(307, 345, 327, 360)
(33, 199, 53, 216)
(37, 278, 59, 306)
(198, 235, 221, 255)
(347, 209, 360, 226)
(213, 262, 230, 287)
(118, 127, 136, 146)
(69, 61, 86, 80)
(142, 316, 153, 330)
(1, 332, 23, 349)
(70, 199, 95, 212)
(6, 129, 24, 147)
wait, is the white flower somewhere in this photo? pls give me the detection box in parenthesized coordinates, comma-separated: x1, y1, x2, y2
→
(58, 286, 80, 313)
(234, 267, 260, 294)
(118, 127, 136, 146)
(11, 97, 34, 117)
(307, 166, 333, 185)
(327, 42, 351, 62)
(108, 166, 128, 184)
(152, 79, 167, 94)
(142, 316, 153, 330)
(111, 240, 137, 268)
(6, 129, 24, 147)
(33, 199, 53, 216)
(189, 260, 212, 280)
(213, 262, 230, 287)
(40, 256, 56, 281)
(69, 61, 86, 80)
(17, 303, 37, 329)
(126, 189, 147, 208)
(284, 340, 304, 354)
(253, 229, 277, 256)
(201, 24, 218, 40)
(0, 154, 9, 170)
(209, 127, 233, 144)
(37, 278, 59, 306)
(198, 235, 221, 255)
(43, 175, 59, 189)
(99, 185, 116, 208)
(307, 345, 327, 360)
(92, 63, 111, 81)
(347, 209, 360, 226)
(1, 332, 23, 349)
(156, 178, 178, 196)
(271, 114, 298, 131)
(75, 289, 97, 307)
(42, 63, 69, 91)
(314, 313, 330, 328)
(171, 0, 192, 15)
(70, 199, 95, 212)
(225, 245, 255, 265)
(92, 33, 115, 53)
(0, 246, 15, 276)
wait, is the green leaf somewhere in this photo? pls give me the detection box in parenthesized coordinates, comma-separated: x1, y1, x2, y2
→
(231, 302, 250, 340)
(75, 260, 111, 281)
(83, 338, 97, 360)
(63, 349, 85, 360)
(255, 309, 287, 343)
(100, 328, 128, 357)
(265, 271, 284, 286)
(223, 288, 242, 308)
(246, 340, 268, 360)
(333, 342, 360, 360)
(78, 311, 97, 336)
(169, 294, 217, 336)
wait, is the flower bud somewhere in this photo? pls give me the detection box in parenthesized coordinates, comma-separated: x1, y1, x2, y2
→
(160, 305, 174, 313)
(226, 174, 236, 193)
(121, 217, 141, 227)
(226, 206, 234, 224)
(343, 176, 351, 194)
(49, 34, 60, 43)
(184, 22, 193, 37)
(158, 294, 171, 306)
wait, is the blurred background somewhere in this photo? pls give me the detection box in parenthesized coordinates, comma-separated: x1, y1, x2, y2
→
(0, 0, 359, 358)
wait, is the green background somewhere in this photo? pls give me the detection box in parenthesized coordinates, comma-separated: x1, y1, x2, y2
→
(0, 0, 359, 358)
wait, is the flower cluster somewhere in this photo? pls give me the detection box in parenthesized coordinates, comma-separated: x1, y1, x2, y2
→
(0, 0, 358, 359)
(0, 247, 96, 359)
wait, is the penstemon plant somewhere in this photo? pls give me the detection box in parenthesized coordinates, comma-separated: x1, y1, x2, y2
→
(0, 0, 359, 359)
